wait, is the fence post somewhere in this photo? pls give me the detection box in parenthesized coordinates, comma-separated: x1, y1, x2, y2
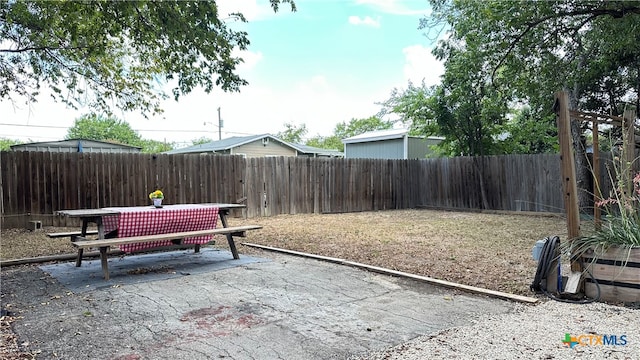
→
(555, 91, 581, 273)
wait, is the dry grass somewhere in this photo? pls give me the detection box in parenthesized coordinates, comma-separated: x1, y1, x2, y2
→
(231, 209, 568, 296)
(1, 209, 568, 296)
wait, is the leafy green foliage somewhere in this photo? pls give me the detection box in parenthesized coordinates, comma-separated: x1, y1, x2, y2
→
(498, 107, 558, 154)
(380, 80, 509, 157)
(66, 114, 141, 145)
(305, 135, 343, 151)
(333, 116, 393, 140)
(0, 1, 296, 117)
(303, 116, 392, 152)
(423, 0, 640, 207)
(277, 122, 307, 144)
(190, 137, 214, 146)
(0, 137, 21, 150)
(407, 0, 640, 160)
(425, 0, 640, 121)
(65, 113, 174, 153)
(137, 139, 174, 154)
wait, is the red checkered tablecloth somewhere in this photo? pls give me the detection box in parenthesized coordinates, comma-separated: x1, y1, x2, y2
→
(102, 204, 219, 253)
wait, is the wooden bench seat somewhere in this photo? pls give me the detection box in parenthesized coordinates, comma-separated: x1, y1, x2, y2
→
(48, 230, 99, 238)
(71, 225, 262, 280)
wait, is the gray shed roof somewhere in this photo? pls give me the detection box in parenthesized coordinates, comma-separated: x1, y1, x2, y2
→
(342, 129, 409, 144)
(10, 138, 142, 151)
(342, 129, 444, 144)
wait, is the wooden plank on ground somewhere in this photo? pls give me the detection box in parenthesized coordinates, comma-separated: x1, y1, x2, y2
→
(242, 243, 539, 304)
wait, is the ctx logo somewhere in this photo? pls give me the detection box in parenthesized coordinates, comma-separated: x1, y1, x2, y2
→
(563, 333, 628, 348)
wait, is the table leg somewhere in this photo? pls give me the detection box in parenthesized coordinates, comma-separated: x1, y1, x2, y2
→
(75, 219, 89, 267)
(96, 217, 104, 239)
(219, 209, 230, 227)
(219, 210, 240, 260)
(99, 246, 110, 280)
(76, 216, 106, 267)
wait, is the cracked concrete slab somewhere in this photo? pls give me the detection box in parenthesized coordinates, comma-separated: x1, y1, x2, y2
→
(38, 248, 268, 293)
(2, 250, 514, 359)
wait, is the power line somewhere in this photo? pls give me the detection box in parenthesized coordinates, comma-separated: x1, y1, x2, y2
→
(0, 122, 208, 133)
(0, 133, 60, 140)
(0, 122, 266, 137)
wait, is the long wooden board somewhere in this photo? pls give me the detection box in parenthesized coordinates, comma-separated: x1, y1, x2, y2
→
(242, 242, 539, 304)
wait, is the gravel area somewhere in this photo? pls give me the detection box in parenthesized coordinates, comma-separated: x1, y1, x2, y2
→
(354, 300, 639, 359)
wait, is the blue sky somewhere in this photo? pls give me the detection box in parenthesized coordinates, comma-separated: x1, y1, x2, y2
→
(0, 0, 444, 147)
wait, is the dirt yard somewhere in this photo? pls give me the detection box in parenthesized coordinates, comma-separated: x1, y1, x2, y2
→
(1, 209, 568, 296)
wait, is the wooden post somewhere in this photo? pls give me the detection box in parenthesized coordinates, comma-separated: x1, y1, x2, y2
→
(555, 91, 581, 273)
(555, 92, 581, 240)
(623, 109, 636, 195)
(592, 119, 601, 230)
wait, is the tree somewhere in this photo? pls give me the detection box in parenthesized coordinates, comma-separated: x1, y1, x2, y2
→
(1, 1, 296, 117)
(334, 116, 394, 140)
(499, 107, 558, 155)
(66, 114, 142, 144)
(305, 135, 343, 151)
(425, 1, 640, 111)
(277, 122, 307, 144)
(138, 139, 174, 153)
(380, 79, 509, 157)
(424, 0, 640, 209)
(0, 137, 21, 150)
(191, 137, 214, 146)
(304, 116, 393, 152)
(66, 113, 177, 153)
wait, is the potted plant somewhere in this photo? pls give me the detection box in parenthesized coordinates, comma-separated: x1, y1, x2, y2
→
(149, 189, 164, 208)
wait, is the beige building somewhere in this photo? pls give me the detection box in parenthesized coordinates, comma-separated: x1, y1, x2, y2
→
(165, 134, 343, 158)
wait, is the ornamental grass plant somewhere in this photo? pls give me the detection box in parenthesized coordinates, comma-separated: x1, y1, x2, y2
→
(567, 148, 640, 266)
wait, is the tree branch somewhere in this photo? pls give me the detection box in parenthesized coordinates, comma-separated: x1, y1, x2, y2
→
(490, 5, 640, 82)
(0, 45, 94, 53)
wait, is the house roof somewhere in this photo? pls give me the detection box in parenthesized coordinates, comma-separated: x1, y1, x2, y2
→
(164, 134, 275, 154)
(294, 144, 343, 157)
(10, 138, 142, 150)
(165, 134, 343, 157)
(342, 129, 409, 144)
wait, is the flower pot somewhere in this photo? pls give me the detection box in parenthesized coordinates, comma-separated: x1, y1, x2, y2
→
(153, 198, 163, 208)
(582, 246, 640, 303)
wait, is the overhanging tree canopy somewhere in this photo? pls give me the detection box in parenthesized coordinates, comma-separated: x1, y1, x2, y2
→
(0, 0, 295, 117)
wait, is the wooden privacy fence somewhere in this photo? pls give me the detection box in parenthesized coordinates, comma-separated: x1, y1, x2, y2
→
(1, 151, 575, 228)
(0, 151, 245, 227)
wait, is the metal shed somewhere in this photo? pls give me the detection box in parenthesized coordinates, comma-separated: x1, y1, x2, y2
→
(342, 129, 443, 159)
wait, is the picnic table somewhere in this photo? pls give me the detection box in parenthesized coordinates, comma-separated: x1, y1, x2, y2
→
(55, 203, 260, 280)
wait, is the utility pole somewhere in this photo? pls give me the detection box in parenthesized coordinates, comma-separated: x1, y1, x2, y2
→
(217, 107, 223, 140)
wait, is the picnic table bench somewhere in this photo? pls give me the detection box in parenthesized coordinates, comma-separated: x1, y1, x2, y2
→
(56, 204, 260, 280)
(72, 225, 262, 280)
(47, 230, 99, 238)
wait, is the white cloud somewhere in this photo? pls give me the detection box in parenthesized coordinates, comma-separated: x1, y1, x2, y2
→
(355, 0, 429, 16)
(348, 15, 381, 28)
(215, 0, 282, 22)
(402, 44, 444, 86)
(233, 49, 264, 71)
